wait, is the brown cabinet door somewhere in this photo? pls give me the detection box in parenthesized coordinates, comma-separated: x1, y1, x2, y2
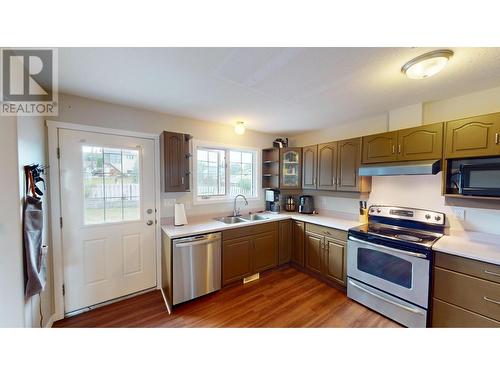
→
(291, 220, 305, 266)
(445, 113, 500, 158)
(337, 137, 362, 191)
(280, 148, 302, 189)
(222, 238, 252, 286)
(253, 230, 278, 274)
(302, 145, 317, 189)
(398, 123, 443, 161)
(317, 142, 338, 190)
(304, 231, 323, 276)
(322, 237, 346, 286)
(163, 131, 189, 192)
(278, 220, 292, 265)
(362, 131, 398, 164)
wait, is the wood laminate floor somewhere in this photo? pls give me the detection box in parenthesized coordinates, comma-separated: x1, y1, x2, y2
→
(54, 266, 401, 328)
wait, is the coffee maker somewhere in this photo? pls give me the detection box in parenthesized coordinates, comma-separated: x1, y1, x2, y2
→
(265, 189, 280, 213)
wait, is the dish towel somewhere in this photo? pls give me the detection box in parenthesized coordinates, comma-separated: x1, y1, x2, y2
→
(23, 195, 45, 298)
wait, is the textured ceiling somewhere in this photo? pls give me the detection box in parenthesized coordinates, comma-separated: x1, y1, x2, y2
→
(55, 47, 500, 134)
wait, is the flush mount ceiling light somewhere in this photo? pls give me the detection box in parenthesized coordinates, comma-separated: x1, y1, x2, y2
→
(401, 49, 454, 79)
(234, 121, 246, 135)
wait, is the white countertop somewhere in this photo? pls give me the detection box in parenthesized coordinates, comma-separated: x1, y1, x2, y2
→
(433, 231, 500, 266)
(162, 211, 360, 239)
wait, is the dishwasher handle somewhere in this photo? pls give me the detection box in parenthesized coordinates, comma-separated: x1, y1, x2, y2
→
(173, 233, 221, 248)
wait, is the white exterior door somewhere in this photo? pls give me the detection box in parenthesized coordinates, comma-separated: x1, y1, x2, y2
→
(59, 129, 157, 314)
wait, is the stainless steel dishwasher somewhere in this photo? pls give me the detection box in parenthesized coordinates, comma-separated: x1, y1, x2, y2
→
(172, 232, 221, 305)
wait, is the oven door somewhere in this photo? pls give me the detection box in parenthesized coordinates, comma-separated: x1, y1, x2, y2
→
(347, 236, 430, 308)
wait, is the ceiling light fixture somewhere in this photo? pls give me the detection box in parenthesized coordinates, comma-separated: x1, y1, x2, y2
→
(401, 49, 454, 80)
(234, 121, 246, 135)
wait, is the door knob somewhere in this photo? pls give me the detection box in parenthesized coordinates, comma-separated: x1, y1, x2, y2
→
(146, 220, 154, 226)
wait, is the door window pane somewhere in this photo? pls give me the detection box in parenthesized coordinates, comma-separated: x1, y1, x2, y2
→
(357, 247, 413, 289)
(82, 146, 141, 225)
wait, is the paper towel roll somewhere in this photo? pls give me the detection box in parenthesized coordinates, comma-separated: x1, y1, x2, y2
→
(174, 203, 188, 226)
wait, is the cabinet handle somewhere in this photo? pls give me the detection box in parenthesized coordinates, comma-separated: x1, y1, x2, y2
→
(484, 269, 500, 278)
(181, 177, 184, 184)
(398, 144, 401, 154)
(392, 145, 395, 154)
(313, 177, 316, 185)
(484, 296, 500, 305)
(496, 133, 499, 145)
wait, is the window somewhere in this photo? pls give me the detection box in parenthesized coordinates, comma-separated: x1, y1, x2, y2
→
(82, 146, 141, 224)
(195, 145, 257, 201)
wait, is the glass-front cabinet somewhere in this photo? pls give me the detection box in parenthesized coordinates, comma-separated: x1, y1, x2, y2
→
(280, 147, 302, 189)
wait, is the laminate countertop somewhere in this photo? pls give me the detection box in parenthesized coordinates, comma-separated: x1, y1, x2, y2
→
(162, 211, 360, 240)
(433, 231, 500, 266)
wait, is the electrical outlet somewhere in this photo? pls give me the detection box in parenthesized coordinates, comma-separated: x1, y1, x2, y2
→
(453, 207, 465, 222)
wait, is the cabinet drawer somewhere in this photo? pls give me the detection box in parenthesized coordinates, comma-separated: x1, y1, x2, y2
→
(432, 298, 500, 328)
(223, 222, 278, 241)
(435, 252, 500, 284)
(433, 267, 500, 321)
(305, 223, 347, 242)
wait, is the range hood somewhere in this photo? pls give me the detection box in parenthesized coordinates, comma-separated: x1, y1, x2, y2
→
(359, 159, 441, 177)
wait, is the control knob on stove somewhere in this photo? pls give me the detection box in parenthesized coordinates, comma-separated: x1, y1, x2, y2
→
(425, 214, 431, 220)
(376, 208, 381, 213)
(435, 215, 441, 222)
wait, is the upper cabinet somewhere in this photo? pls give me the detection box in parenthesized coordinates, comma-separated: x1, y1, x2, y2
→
(362, 131, 398, 164)
(317, 142, 337, 191)
(338, 137, 370, 192)
(301, 137, 370, 193)
(302, 145, 317, 189)
(444, 113, 500, 159)
(162, 131, 191, 192)
(362, 123, 444, 164)
(280, 147, 302, 189)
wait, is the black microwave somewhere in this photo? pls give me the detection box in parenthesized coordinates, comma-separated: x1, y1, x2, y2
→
(460, 163, 500, 197)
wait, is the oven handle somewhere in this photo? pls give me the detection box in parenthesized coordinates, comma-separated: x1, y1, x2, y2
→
(348, 236, 428, 259)
(348, 279, 424, 315)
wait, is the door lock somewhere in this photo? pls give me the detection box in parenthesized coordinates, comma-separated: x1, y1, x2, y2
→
(146, 220, 154, 226)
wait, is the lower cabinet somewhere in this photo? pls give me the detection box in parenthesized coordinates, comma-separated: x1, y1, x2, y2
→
(304, 223, 347, 288)
(278, 220, 292, 265)
(431, 252, 500, 327)
(291, 220, 305, 267)
(222, 222, 278, 286)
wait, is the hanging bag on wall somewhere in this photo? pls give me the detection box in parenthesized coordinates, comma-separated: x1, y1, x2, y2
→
(23, 166, 46, 298)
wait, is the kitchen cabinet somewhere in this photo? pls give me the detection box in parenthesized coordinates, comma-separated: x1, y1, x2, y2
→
(162, 131, 191, 192)
(291, 220, 305, 266)
(262, 148, 280, 189)
(323, 237, 346, 286)
(362, 131, 399, 164)
(222, 238, 253, 286)
(317, 142, 337, 191)
(300, 137, 370, 193)
(280, 147, 302, 189)
(431, 252, 500, 327)
(305, 231, 323, 275)
(302, 145, 317, 189)
(444, 113, 500, 159)
(362, 123, 444, 164)
(303, 223, 347, 288)
(278, 220, 292, 265)
(222, 222, 278, 286)
(337, 137, 371, 192)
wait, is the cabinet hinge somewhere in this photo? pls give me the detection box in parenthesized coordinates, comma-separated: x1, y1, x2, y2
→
(62, 284, 65, 296)
(59, 217, 63, 228)
(57, 147, 61, 159)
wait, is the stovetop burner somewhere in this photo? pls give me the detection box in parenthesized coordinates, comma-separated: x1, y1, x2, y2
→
(351, 222, 443, 248)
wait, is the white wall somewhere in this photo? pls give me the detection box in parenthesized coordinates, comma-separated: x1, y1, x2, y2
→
(17, 116, 53, 327)
(54, 94, 277, 219)
(290, 85, 500, 235)
(0, 116, 25, 327)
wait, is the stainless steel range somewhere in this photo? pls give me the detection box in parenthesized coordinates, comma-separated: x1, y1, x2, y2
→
(347, 205, 446, 328)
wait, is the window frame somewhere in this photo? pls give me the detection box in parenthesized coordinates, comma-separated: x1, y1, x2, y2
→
(192, 140, 261, 205)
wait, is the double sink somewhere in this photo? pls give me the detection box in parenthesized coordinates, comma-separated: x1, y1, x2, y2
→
(214, 213, 269, 225)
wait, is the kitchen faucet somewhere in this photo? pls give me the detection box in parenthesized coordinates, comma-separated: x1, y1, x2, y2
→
(232, 194, 248, 217)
